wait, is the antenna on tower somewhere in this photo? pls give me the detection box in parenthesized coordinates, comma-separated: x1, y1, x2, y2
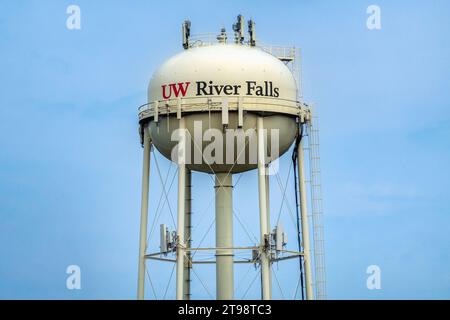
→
(217, 27, 227, 43)
(248, 19, 256, 46)
(182, 20, 191, 49)
(233, 14, 245, 44)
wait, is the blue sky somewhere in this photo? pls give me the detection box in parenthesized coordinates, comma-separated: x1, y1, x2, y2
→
(0, 0, 449, 299)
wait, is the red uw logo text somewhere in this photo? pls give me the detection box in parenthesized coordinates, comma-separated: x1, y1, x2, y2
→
(161, 82, 190, 99)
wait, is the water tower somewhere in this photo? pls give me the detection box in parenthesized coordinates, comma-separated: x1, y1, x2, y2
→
(136, 15, 326, 300)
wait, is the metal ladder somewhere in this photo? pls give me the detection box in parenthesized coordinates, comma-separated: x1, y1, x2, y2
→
(306, 113, 327, 300)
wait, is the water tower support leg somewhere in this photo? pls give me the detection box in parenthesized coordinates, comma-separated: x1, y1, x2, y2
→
(176, 118, 187, 300)
(257, 117, 272, 300)
(137, 128, 151, 300)
(215, 173, 234, 300)
(297, 136, 314, 300)
(265, 170, 272, 294)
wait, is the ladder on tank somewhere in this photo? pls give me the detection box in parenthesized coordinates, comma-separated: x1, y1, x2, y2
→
(305, 112, 327, 300)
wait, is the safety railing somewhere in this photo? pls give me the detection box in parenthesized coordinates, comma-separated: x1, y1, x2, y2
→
(137, 95, 308, 122)
(260, 46, 296, 61)
(186, 33, 297, 62)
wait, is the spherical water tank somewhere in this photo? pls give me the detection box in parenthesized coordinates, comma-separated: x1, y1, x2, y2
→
(140, 43, 300, 173)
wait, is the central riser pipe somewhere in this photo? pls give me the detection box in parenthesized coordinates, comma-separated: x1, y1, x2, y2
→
(215, 173, 234, 300)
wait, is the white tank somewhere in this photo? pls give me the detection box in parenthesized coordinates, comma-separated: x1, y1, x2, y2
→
(140, 43, 301, 173)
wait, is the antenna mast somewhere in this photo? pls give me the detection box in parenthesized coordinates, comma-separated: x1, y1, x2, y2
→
(233, 14, 245, 44)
